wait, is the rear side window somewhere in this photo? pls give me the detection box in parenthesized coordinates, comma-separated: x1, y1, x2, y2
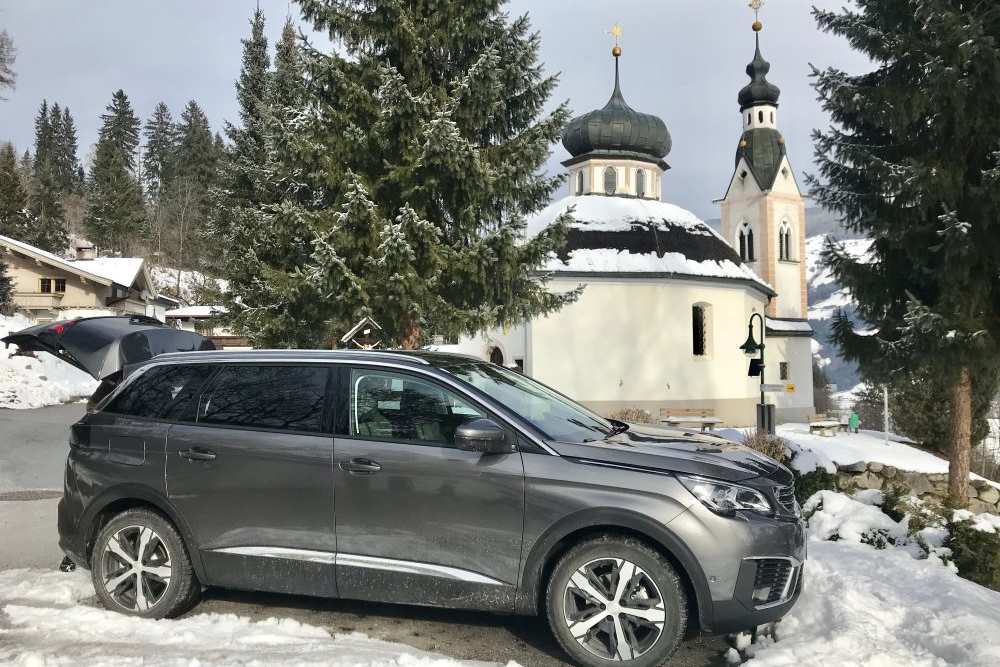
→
(105, 364, 216, 420)
(198, 365, 329, 433)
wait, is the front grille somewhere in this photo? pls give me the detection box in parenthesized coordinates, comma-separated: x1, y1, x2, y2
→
(775, 485, 798, 516)
(752, 558, 795, 606)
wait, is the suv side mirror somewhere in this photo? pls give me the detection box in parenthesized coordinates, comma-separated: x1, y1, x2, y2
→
(454, 419, 513, 455)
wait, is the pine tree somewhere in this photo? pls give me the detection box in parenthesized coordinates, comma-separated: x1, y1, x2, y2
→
(217, 0, 574, 348)
(226, 8, 270, 205)
(272, 17, 304, 108)
(85, 91, 146, 254)
(0, 30, 14, 98)
(143, 102, 177, 201)
(27, 100, 68, 252)
(165, 100, 219, 270)
(812, 2, 1000, 505)
(54, 107, 82, 194)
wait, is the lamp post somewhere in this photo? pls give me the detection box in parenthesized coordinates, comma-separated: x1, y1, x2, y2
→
(740, 312, 773, 434)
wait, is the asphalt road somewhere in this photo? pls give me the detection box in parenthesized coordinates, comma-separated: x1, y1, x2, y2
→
(0, 404, 730, 666)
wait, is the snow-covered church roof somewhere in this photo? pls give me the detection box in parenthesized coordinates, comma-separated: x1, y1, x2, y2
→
(527, 196, 774, 295)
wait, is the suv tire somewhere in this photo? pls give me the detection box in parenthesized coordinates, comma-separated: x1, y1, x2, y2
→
(91, 508, 200, 619)
(546, 535, 687, 667)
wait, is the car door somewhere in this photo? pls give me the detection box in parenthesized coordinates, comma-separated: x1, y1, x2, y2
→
(165, 363, 338, 597)
(333, 365, 525, 611)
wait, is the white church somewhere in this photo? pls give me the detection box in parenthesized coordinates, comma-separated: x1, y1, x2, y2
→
(445, 21, 814, 425)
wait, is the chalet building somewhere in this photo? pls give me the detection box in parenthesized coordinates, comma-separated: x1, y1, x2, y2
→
(0, 235, 161, 323)
(444, 23, 814, 425)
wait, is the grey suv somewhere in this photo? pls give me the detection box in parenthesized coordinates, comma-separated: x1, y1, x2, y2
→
(15, 321, 804, 667)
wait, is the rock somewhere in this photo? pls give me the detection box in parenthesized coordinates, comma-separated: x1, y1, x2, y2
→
(883, 466, 897, 479)
(867, 462, 884, 473)
(839, 462, 867, 473)
(903, 473, 935, 497)
(967, 485, 979, 500)
(854, 472, 883, 490)
(968, 500, 995, 515)
(929, 473, 947, 483)
(971, 479, 991, 491)
(977, 486, 1000, 505)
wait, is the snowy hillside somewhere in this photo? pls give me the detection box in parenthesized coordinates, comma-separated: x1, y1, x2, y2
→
(149, 266, 228, 305)
(806, 234, 872, 391)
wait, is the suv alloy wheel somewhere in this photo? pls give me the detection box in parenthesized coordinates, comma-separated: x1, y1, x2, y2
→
(91, 509, 200, 618)
(546, 536, 687, 667)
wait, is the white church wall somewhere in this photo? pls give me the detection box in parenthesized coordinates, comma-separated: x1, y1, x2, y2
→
(441, 326, 527, 367)
(525, 276, 770, 425)
(765, 335, 815, 423)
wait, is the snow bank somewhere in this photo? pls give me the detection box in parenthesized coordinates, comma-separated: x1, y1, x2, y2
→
(803, 490, 906, 544)
(779, 423, 948, 474)
(0, 568, 514, 667)
(743, 539, 1000, 666)
(0, 314, 98, 409)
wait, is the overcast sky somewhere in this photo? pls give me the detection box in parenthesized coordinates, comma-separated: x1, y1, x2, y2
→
(0, 0, 868, 220)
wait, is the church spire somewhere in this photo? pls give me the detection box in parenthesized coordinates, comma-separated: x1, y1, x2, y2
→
(738, 4, 781, 111)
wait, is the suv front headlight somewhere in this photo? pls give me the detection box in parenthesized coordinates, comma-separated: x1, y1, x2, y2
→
(677, 474, 773, 516)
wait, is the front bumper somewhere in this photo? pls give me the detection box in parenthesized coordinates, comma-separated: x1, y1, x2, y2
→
(707, 555, 804, 634)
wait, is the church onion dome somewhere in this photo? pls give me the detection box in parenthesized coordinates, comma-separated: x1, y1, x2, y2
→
(561, 57, 671, 169)
(738, 31, 781, 110)
(526, 196, 774, 296)
(735, 127, 787, 189)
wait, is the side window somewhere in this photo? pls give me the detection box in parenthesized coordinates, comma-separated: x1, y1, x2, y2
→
(105, 364, 216, 420)
(779, 362, 790, 381)
(350, 369, 485, 447)
(199, 365, 329, 433)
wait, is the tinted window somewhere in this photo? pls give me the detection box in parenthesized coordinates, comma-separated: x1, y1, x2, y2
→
(199, 365, 329, 433)
(351, 369, 484, 446)
(105, 364, 216, 420)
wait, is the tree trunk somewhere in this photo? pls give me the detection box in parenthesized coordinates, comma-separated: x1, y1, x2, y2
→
(398, 315, 422, 350)
(947, 366, 972, 507)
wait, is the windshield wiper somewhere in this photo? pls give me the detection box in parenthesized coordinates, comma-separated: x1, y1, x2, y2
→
(607, 420, 630, 436)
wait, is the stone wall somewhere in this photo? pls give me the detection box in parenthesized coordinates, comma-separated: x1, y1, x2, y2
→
(836, 462, 1000, 515)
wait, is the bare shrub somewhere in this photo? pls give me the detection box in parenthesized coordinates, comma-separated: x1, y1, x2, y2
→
(608, 407, 654, 424)
(742, 429, 789, 463)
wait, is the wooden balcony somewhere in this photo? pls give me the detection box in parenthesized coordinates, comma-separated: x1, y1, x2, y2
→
(14, 292, 65, 309)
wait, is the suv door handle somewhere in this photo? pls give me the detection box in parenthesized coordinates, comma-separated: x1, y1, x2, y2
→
(340, 457, 382, 474)
(179, 447, 217, 462)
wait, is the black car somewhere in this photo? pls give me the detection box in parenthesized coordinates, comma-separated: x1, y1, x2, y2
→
(6, 318, 805, 667)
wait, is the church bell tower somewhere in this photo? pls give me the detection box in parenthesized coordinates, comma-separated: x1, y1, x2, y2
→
(719, 14, 807, 320)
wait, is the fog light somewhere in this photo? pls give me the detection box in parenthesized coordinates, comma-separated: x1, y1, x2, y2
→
(752, 586, 772, 603)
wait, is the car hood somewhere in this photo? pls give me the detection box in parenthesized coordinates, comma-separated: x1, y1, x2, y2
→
(548, 423, 793, 484)
(1, 315, 215, 381)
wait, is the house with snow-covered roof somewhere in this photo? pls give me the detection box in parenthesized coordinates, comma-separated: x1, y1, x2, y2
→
(442, 24, 814, 425)
(0, 236, 160, 323)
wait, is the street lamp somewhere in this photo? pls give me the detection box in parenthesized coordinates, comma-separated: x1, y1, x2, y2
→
(740, 312, 774, 434)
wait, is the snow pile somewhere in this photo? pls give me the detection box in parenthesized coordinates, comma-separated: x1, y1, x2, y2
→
(803, 490, 906, 544)
(0, 314, 98, 409)
(0, 568, 514, 667)
(953, 509, 1000, 534)
(743, 539, 1000, 666)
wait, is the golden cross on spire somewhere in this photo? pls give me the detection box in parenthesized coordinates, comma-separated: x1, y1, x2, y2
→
(610, 23, 622, 58)
(749, 0, 764, 32)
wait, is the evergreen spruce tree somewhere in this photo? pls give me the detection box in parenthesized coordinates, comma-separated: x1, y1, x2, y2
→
(0, 142, 35, 240)
(272, 17, 304, 107)
(54, 106, 82, 194)
(812, 2, 1000, 504)
(85, 91, 146, 255)
(166, 100, 219, 270)
(218, 0, 574, 348)
(143, 102, 177, 201)
(27, 100, 67, 252)
(0, 259, 13, 315)
(227, 8, 270, 204)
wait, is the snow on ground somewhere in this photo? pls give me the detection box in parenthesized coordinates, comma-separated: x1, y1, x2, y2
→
(743, 538, 1000, 666)
(0, 314, 98, 409)
(149, 265, 228, 304)
(0, 568, 514, 667)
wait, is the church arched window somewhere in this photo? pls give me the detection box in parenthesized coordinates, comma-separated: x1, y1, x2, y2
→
(603, 167, 617, 195)
(576, 170, 585, 195)
(758, 110, 764, 124)
(635, 169, 646, 198)
(738, 222, 755, 262)
(779, 221, 793, 261)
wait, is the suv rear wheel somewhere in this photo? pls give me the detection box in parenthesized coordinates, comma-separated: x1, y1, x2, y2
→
(546, 536, 687, 667)
(91, 508, 200, 618)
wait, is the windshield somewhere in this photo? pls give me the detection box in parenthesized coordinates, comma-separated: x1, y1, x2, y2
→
(444, 362, 615, 443)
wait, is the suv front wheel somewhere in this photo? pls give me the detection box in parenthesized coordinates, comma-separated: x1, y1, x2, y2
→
(546, 536, 687, 667)
(91, 508, 200, 618)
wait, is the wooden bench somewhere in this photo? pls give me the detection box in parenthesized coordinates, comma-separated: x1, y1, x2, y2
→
(659, 408, 723, 432)
(809, 414, 844, 437)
